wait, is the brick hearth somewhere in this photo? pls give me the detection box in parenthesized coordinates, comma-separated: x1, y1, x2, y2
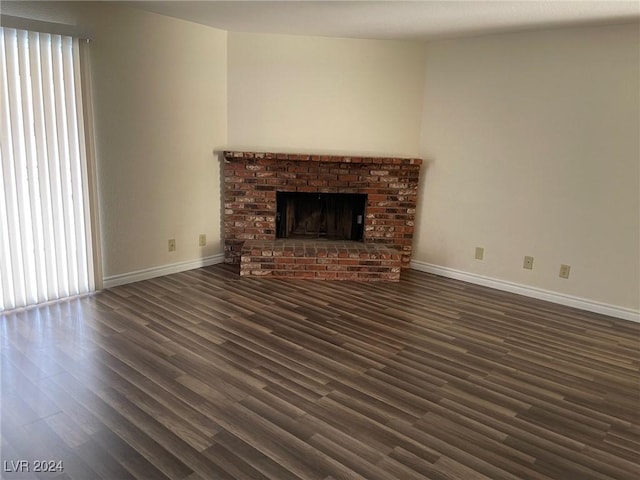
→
(241, 239, 402, 280)
(223, 151, 422, 280)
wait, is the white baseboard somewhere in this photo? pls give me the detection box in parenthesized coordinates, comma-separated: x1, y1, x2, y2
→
(102, 256, 638, 322)
(410, 260, 640, 323)
(103, 253, 225, 288)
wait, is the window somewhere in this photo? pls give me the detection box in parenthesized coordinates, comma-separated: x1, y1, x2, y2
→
(0, 27, 94, 311)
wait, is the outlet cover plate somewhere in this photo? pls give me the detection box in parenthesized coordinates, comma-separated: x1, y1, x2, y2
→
(523, 256, 534, 269)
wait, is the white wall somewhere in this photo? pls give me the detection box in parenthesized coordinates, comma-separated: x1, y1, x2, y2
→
(416, 23, 640, 312)
(3, 2, 228, 281)
(227, 32, 426, 157)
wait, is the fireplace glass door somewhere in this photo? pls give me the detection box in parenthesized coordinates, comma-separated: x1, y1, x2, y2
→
(276, 192, 366, 241)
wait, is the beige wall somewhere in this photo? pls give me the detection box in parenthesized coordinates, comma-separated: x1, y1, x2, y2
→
(3, 2, 228, 279)
(416, 23, 640, 310)
(85, 5, 227, 278)
(227, 32, 426, 157)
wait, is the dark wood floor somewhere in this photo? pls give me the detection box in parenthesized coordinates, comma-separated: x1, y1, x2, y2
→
(1, 264, 638, 480)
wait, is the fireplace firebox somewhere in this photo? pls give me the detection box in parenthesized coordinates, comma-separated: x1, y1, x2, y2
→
(276, 192, 366, 241)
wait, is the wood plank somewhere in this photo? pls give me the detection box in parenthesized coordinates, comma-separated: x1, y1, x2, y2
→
(1, 264, 638, 480)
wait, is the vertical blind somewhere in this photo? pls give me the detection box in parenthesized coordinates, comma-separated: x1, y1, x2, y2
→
(0, 27, 94, 311)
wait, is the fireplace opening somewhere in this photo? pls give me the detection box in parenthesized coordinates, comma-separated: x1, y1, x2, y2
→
(276, 192, 366, 241)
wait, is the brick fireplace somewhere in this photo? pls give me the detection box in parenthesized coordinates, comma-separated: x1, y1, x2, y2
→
(223, 151, 422, 280)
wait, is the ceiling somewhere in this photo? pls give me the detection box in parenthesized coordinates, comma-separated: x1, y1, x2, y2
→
(130, 1, 640, 41)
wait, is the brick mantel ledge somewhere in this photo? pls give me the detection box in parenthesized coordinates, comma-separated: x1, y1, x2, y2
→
(223, 151, 422, 166)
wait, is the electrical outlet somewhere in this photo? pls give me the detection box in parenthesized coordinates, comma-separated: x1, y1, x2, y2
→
(475, 247, 484, 260)
(199, 234, 206, 247)
(168, 239, 176, 252)
(523, 256, 534, 270)
(559, 264, 571, 279)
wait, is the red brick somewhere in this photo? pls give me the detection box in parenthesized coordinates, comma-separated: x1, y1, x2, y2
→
(306, 265, 327, 271)
(295, 258, 316, 264)
(275, 257, 295, 263)
(224, 152, 420, 271)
